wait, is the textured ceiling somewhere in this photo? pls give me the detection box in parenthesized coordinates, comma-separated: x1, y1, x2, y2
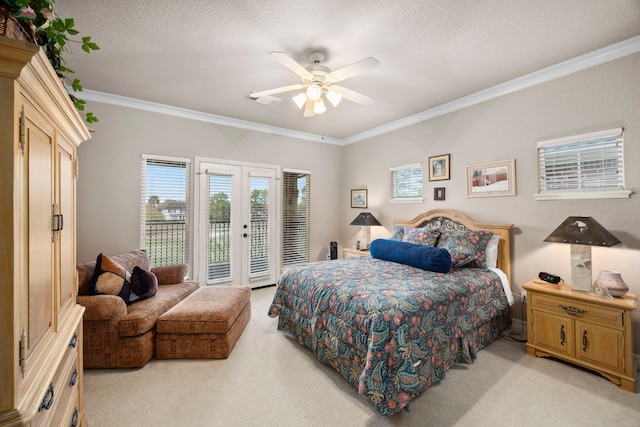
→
(55, 0, 640, 140)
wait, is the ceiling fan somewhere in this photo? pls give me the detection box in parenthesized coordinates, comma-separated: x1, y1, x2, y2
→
(248, 51, 380, 117)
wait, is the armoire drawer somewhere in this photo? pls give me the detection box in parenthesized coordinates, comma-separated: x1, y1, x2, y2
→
(30, 340, 79, 427)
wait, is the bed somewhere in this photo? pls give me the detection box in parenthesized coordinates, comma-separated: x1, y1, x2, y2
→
(268, 209, 513, 415)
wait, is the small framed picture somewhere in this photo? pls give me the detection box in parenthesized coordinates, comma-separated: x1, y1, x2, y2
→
(429, 154, 450, 181)
(351, 189, 367, 208)
(434, 187, 445, 201)
(466, 159, 516, 198)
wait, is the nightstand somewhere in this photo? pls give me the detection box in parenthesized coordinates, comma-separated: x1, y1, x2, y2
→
(523, 279, 637, 392)
(343, 248, 370, 259)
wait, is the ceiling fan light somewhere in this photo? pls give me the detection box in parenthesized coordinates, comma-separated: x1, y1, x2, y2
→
(314, 99, 327, 114)
(326, 90, 342, 107)
(292, 93, 307, 109)
(306, 84, 322, 101)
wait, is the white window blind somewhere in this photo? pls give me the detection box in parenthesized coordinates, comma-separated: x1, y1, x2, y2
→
(536, 128, 629, 200)
(390, 163, 423, 203)
(282, 170, 310, 268)
(140, 155, 191, 268)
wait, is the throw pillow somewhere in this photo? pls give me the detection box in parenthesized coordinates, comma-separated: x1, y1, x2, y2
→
(437, 229, 493, 269)
(89, 253, 132, 303)
(402, 227, 440, 246)
(129, 266, 158, 302)
(370, 239, 451, 273)
(389, 225, 405, 241)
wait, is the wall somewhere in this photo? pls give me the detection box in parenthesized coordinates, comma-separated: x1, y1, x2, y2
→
(76, 53, 640, 353)
(343, 53, 640, 352)
(76, 103, 343, 266)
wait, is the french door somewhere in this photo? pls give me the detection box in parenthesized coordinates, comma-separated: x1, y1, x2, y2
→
(197, 160, 278, 288)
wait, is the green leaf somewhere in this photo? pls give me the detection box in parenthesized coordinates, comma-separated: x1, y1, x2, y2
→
(58, 65, 74, 74)
(85, 112, 99, 124)
(71, 79, 82, 92)
(73, 98, 86, 111)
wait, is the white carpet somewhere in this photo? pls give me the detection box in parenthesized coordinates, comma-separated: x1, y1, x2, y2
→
(83, 286, 640, 426)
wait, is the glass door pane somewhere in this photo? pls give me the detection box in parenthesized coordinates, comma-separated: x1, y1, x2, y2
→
(249, 176, 270, 277)
(208, 174, 232, 282)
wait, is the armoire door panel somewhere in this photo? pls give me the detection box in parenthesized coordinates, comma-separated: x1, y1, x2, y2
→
(26, 119, 54, 353)
(57, 139, 75, 313)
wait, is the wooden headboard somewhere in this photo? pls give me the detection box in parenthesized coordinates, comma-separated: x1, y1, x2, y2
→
(394, 209, 513, 282)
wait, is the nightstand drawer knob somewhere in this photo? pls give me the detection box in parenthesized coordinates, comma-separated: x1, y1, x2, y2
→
(559, 305, 586, 316)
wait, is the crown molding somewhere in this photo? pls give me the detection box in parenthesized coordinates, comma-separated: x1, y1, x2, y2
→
(76, 89, 344, 145)
(343, 35, 640, 145)
(78, 36, 640, 146)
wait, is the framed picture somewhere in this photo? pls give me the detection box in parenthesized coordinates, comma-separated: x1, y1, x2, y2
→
(351, 189, 367, 208)
(434, 187, 446, 201)
(428, 154, 450, 181)
(466, 159, 516, 198)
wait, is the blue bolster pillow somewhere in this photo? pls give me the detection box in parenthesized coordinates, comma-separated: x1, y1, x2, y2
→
(369, 239, 451, 273)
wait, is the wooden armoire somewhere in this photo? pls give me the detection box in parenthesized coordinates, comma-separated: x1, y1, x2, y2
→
(0, 34, 91, 426)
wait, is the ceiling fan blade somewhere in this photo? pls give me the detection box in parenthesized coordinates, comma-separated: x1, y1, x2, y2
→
(303, 99, 315, 117)
(269, 52, 313, 79)
(250, 84, 304, 98)
(326, 57, 380, 83)
(329, 85, 375, 106)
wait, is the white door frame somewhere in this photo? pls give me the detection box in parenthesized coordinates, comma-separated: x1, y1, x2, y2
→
(193, 157, 280, 287)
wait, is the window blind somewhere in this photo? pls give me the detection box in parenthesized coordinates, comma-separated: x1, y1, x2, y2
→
(537, 129, 625, 197)
(282, 170, 310, 268)
(391, 163, 423, 200)
(140, 156, 191, 269)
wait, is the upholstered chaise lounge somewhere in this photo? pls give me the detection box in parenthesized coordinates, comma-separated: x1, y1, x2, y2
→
(76, 250, 200, 368)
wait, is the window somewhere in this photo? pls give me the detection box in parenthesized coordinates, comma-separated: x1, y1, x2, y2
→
(140, 155, 191, 268)
(535, 128, 629, 200)
(282, 170, 310, 268)
(390, 163, 423, 203)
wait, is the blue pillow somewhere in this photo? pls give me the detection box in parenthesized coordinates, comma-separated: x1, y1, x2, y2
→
(369, 239, 451, 273)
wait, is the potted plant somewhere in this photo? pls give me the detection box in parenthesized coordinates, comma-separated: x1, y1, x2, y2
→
(1, 0, 99, 123)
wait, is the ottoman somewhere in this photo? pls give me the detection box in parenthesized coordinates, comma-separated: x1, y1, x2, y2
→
(155, 286, 251, 359)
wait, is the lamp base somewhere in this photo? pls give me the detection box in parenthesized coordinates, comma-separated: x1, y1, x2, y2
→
(570, 244, 592, 292)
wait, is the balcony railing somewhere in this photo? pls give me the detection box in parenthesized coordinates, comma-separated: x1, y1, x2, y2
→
(144, 220, 272, 281)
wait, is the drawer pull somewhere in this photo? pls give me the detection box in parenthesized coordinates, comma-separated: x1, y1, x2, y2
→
(559, 305, 586, 316)
(582, 330, 588, 352)
(69, 368, 78, 386)
(69, 332, 78, 348)
(560, 325, 565, 346)
(69, 407, 79, 427)
(38, 383, 54, 411)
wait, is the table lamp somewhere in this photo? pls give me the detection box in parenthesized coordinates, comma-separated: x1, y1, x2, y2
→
(350, 212, 381, 250)
(544, 216, 620, 291)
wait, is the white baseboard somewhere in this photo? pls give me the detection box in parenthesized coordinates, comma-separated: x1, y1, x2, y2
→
(511, 318, 527, 334)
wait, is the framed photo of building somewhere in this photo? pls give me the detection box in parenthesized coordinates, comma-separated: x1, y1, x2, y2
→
(351, 189, 367, 208)
(428, 154, 450, 181)
(466, 159, 516, 198)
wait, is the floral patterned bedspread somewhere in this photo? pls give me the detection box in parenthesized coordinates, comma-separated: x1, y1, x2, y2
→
(268, 256, 510, 416)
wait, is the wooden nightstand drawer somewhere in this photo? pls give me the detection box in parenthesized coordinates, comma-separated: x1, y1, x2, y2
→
(524, 279, 637, 392)
(530, 293, 623, 328)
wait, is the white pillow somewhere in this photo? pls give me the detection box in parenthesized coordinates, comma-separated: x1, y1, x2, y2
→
(485, 235, 500, 269)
